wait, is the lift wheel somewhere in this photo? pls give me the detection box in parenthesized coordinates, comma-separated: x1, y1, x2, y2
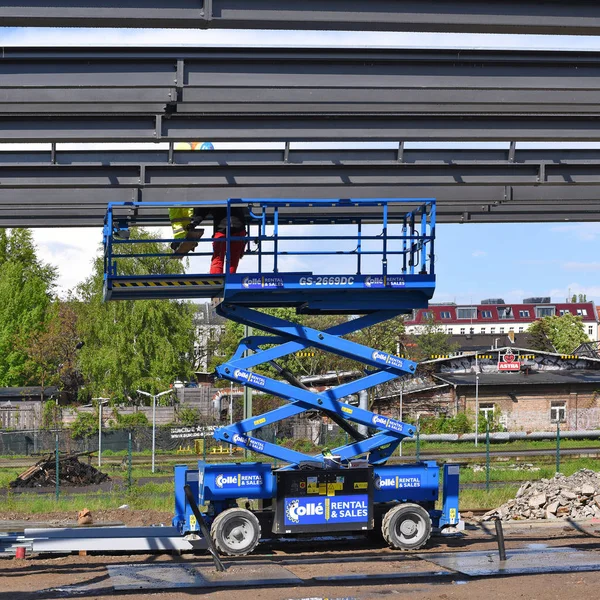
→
(381, 503, 432, 550)
(210, 507, 262, 556)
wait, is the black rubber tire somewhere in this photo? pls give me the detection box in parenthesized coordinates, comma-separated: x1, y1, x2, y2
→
(210, 508, 261, 556)
(381, 503, 432, 550)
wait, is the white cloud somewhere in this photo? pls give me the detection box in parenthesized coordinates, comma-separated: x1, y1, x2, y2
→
(550, 223, 600, 242)
(471, 250, 487, 258)
(33, 227, 102, 294)
(549, 284, 600, 303)
(561, 261, 600, 272)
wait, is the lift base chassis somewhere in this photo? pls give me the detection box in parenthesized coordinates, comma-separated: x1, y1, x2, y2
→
(174, 461, 460, 540)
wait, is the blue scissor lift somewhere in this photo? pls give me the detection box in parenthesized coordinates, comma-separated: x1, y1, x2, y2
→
(103, 197, 461, 556)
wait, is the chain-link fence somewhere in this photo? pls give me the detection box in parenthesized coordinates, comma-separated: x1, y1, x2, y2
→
(0, 417, 349, 457)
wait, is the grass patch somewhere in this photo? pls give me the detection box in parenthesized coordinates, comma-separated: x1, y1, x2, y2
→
(460, 457, 600, 484)
(2, 479, 175, 514)
(459, 485, 520, 511)
(405, 438, 600, 453)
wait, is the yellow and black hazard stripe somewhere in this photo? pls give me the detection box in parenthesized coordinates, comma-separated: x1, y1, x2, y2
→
(113, 279, 223, 289)
(296, 351, 316, 357)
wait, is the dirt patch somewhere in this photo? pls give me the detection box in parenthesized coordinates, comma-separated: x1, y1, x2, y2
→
(0, 509, 172, 528)
(2, 526, 600, 600)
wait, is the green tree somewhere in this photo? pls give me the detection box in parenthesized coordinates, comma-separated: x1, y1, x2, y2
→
(0, 230, 57, 386)
(0, 229, 57, 286)
(408, 316, 458, 361)
(528, 313, 589, 354)
(75, 228, 196, 401)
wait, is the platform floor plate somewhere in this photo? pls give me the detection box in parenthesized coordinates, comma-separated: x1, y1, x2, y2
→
(108, 560, 302, 590)
(419, 547, 600, 577)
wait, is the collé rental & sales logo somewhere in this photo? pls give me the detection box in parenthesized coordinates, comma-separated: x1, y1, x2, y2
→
(215, 473, 263, 488)
(242, 276, 284, 289)
(284, 495, 369, 526)
(365, 276, 406, 288)
(371, 413, 404, 433)
(374, 475, 421, 490)
(232, 433, 265, 453)
(371, 350, 404, 369)
(233, 368, 266, 387)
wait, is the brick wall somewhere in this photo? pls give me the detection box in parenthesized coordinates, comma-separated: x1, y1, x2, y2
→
(376, 383, 600, 432)
(462, 384, 600, 431)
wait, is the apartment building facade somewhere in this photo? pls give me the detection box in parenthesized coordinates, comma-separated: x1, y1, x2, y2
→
(405, 297, 598, 341)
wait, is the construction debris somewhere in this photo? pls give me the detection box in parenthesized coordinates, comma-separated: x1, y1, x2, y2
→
(483, 469, 600, 521)
(9, 452, 110, 488)
(77, 508, 94, 526)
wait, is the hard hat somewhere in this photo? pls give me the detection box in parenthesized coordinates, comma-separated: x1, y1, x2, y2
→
(199, 142, 215, 150)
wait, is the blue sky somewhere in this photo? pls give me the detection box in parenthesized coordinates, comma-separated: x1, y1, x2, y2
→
(1, 26, 599, 305)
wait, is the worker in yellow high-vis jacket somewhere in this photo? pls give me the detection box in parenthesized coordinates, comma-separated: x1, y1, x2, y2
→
(169, 142, 215, 255)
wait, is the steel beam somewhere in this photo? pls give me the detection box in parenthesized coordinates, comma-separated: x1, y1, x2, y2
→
(0, 48, 599, 140)
(0, 148, 599, 225)
(1, 1, 600, 35)
(3, 114, 600, 143)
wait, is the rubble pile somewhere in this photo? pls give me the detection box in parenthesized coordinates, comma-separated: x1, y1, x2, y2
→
(483, 469, 600, 521)
(10, 452, 110, 488)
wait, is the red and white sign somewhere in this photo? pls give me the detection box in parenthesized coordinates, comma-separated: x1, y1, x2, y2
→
(498, 350, 521, 371)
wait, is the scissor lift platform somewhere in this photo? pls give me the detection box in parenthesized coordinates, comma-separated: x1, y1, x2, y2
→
(103, 198, 436, 313)
(103, 197, 461, 556)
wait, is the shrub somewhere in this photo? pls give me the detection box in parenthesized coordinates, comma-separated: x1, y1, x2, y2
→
(70, 411, 98, 439)
(177, 406, 201, 427)
(112, 410, 150, 430)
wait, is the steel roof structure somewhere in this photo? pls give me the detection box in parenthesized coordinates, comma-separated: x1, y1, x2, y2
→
(0, 47, 599, 225)
(1, 0, 600, 35)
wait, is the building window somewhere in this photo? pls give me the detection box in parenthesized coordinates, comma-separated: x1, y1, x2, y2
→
(498, 306, 514, 320)
(440, 311, 451, 319)
(499, 327, 505, 333)
(481, 310, 493, 319)
(589, 326, 594, 336)
(519, 310, 530, 318)
(577, 309, 588, 317)
(457, 307, 477, 320)
(550, 402, 566, 423)
(460, 328, 465, 335)
(519, 327, 524, 333)
(536, 306, 556, 318)
(480, 328, 486, 334)
(469, 327, 475, 335)
(490, 327, 495, 334)
(559, 309, 570, 316)
(479, 403, 495, 422)
(509, 326, 514, 332)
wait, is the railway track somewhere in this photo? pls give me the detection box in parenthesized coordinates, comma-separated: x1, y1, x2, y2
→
(1, 446, 600, 469)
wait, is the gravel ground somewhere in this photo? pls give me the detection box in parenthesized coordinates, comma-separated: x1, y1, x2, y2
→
(2, 513, 600, 600)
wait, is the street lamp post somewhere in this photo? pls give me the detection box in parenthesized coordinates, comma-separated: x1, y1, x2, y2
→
(474, 353, 480, 447)
(399, 385, 403, 457)
(137, 389, 172, 473)
(92, 397, 110, 468)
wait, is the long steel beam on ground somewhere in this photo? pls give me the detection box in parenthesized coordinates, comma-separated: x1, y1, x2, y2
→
(1, 1, 600, 35)
(1, 48, 600, 141)
(1, 148, 600, 226)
